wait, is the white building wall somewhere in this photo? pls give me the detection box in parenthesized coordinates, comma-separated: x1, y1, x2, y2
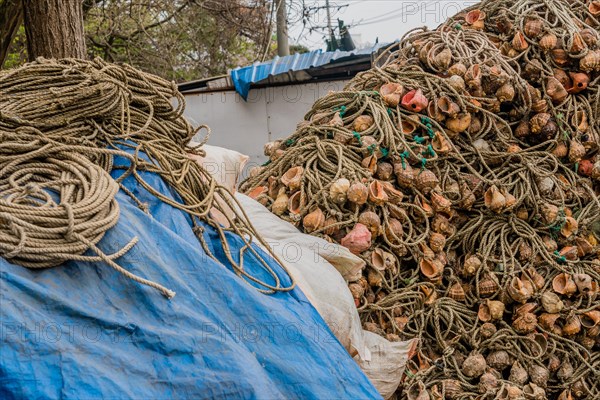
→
(182, 80, 350, 177)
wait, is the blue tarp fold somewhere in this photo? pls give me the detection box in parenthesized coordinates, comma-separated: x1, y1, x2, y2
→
(0, 152, 380, 399)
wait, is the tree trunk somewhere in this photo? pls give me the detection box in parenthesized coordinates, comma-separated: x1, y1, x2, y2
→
(22, 0, 86, 60)
(0, 0, 23, 67)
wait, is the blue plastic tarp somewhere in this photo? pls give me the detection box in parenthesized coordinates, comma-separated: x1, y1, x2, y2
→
(0, 151, 380, 399)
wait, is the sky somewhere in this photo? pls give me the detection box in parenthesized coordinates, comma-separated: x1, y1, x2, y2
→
(287, 0, 476, 50)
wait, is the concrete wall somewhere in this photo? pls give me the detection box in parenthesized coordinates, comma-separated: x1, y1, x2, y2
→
(182, 80, 350, 177)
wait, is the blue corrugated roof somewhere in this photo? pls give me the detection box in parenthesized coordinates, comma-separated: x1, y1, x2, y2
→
(230, 45, 384, 100)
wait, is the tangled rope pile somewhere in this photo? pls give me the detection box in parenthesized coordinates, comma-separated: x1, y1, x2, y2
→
(241, 1, 600, 398)
(0, 57, 296, 297)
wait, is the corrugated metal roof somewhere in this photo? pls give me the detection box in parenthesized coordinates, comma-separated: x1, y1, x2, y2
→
(231, 44, 385, 100)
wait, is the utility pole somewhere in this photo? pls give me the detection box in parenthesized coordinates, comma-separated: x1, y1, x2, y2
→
(325, 0, 337, 51)
(276, 0, 290, 56)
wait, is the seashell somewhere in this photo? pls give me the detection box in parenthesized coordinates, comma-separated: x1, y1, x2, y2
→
(445, 112, 472, 133)
(463, 255, 482, 277)
(539, 33, 558, 51)
(414, 169, 439, 194)
(592, 160, 600, 180)
(462, 352, 486, 378)
(502, 189, 517, 208)
(557, 359, 574, 382)
(376, 162, 394, 181)
(359, 136, 379, 156)
(580, 28, 599, 47)
(570, 32, 587, 54)
(479, 273, 500, 297)
(431, 131, 452, 155)
(581, 310, 600, 328)
(568, 139, 586, 163)
(529, 365, 549, 388)
(532, 99, 548, 113)
(509, 361, 529, 385)
(559, 245, 578, 261)
(480, 322, 497, 339)
(557, 389, 574, 400)
(478, 300, 504, 322)
(353, 115, 374, 132)
(537, 176, 555, 195)
(524, 18, 543, 39)
(359, 211, 381, 237)
(437, 96, 460, 119)
(523, 267, 544, 290)
(328, 112, 344, 129)
(554, 68, 571, 88)
(443, 379, 462, 399)
(430, 192, 451, 215)
(539, 313, 561, 334)
(341, 223, 372, 254)
(368, 180, 389, 205)
(515, 120, 530, 138)
(272, 188, 290, 216)
(465, 9, 485, 29)
(484, 185, 506, 213)
(448, 63, 467, 77)
(429, 232, 446, 253)
(310, 112, 331, 125)
(367, 268, 383, 287)
(380, 82, 404, 107)
(513, 312, 537, 334)
(347, 182, 369, 205)
(518, 242, 533, 261)
(419, 258, 443, 283)
(417, 40, 433, 65)
(433, 48, 453, 70)
(407, 381, 430, 400)
(495, 13, 513, 34)
(552, 49, 570, 67)
(478, 371, 499, 394)
(380, 181, 404, 205)
(546, 77, 568, 103)
(323, 217, 340, 236)
(362, 155, 378, 173)
(561, 315, 581, 336)
(385, 218, 404, 245)
(348, 282, 365, 301)
(541, 292, 564, 313)
(573, 273, 593, 293)
(575, 237, 593, 257)
(487, 350, 511, 371)
(329, 178, 350, 204)
(287, 191, 305, 214)
(580, 50, 600, 72)
(590, 1, 600, 16)
(394, 161, 414, 188)
(448, 282, 466, 302)
(540, 203, 559, 224)
(465, 64, 481, 89)
(568, 72, 590, 94)
(553, 273, 577, 296)
(264, 140, 283, 157)
(401, 89, 428, 112)
(547, 354, 561, 373)
(508, 276, 533, 303)
(303, 207, 325, 233)
(420, 284, 438, 305)
(572, 380, 588, 398)
(446, 75, 465, 92)
(496, 83, 515, 103)
(281, 166, 304, 191)
(512, 31, 529, 51)
(578, 159, 594, 176)
(523, 382, 546, 400)
(248, 185, 268, 200)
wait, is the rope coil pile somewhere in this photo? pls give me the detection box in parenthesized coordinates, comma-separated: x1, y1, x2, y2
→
(241, 1, 600, 398)
(0, 58, 296, 298)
